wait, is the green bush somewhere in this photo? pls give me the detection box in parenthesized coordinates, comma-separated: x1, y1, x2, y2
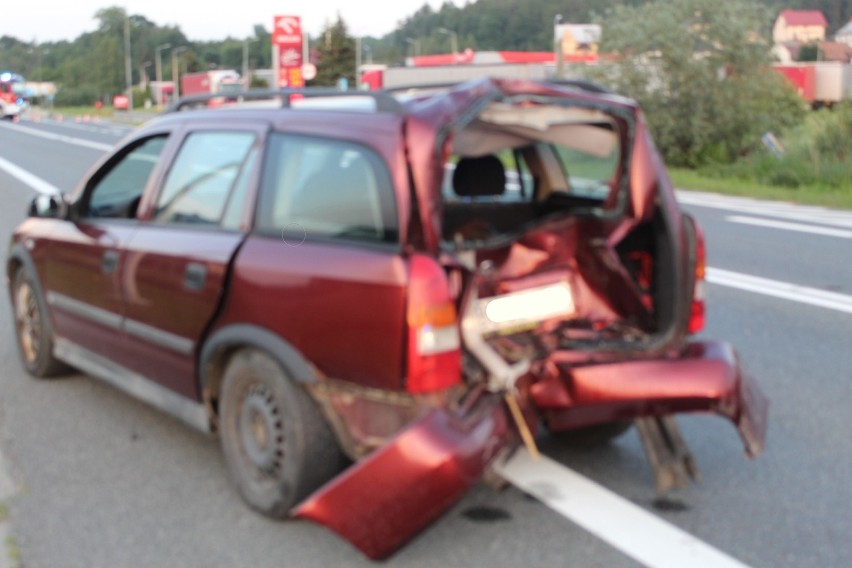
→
(53, 85, 101, 107)
(698, 103, 852, 193)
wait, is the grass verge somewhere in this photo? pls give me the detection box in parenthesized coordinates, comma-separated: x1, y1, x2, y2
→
(669, 167, 852, 210)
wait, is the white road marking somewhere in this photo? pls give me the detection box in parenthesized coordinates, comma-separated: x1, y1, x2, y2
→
(726, 215, 852, 239)
(708, 268, 852, 314)
(0, 119, 113, 151)
(23, 116, 131, 137)
(678, 191, 852, 229)
(495, 449, 750, 568)
(0, 155, 62, 194)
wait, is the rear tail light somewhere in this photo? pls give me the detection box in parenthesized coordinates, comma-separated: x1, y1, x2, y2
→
(406, 255, 462, 393)
(688, 220, 706, 334)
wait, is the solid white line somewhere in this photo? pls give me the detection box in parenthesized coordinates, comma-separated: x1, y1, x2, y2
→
(726, 215, 852, 238)
(678, 191, 852, 229)
(495, 449, 750, 568)
(708, 268, 852, 314)
(0, 155, 61, 194)
(0, 119, 113, 151)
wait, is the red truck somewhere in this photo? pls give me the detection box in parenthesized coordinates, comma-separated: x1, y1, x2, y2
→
(773, 62, 852, 108)
(180, 70, 242, 97)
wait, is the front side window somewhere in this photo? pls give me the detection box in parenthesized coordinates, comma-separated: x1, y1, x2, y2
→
(85, 135, 168, 218)
(154, 131, 256, 225)
(256, 134, 398, 243)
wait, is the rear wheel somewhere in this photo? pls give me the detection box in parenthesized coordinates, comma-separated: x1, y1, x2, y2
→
(549, 420, 633, 449)
(219, 348, 343, 518)
(12, 268, 67, 378)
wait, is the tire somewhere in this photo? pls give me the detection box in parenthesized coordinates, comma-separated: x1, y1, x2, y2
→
(11, 267, 68, 378)
(219, 348, 344, 518)
(549, 420, 633, 449)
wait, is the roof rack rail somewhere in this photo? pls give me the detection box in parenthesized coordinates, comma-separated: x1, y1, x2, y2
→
(166, 88, 405, 114)
(550, 79, 613, 95)
(383, 78, 614, 96)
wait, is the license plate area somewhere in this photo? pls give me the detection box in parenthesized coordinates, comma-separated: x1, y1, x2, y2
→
(474, 282, 575, 335)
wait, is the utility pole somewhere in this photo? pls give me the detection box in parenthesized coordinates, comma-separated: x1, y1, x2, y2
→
(242, 38, 257, 89)
(356, 36, 361, 89)
(124, 13, 133, 111)
(172, 47, 187, 99)
(155, 42, 172, 106)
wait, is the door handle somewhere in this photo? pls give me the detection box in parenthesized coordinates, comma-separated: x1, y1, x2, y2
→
(102, 250, 120, 274)
(184, 262, 207, 291)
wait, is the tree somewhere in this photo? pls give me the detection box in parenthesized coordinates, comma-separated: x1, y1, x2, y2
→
(594, 0, 806, 167)
(311, 15, 356, 88)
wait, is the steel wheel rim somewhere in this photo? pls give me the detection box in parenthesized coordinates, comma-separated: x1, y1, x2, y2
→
(15, 281, 41, 364)
(238, 383, 285, 478)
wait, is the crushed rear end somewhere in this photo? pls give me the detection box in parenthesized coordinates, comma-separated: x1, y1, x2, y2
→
(295, 78, 767, 559)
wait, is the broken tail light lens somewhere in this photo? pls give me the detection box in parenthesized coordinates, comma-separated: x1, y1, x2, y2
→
(406, 255, 462, 393)
(688, 220, 706, 334)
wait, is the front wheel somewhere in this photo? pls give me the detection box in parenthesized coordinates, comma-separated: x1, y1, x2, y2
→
(12, 268, 67, 378)
(218, 348, 343, 518)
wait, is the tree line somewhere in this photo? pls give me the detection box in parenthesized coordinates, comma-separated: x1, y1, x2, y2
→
(2, 0, 848, 105)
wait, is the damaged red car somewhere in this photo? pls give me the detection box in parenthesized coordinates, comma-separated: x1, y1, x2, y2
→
(8, 78, 767, 559)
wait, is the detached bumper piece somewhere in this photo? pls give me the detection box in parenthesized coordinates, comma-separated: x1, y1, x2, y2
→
(539, 340, 768, 458)
(293, 393, 510, 560)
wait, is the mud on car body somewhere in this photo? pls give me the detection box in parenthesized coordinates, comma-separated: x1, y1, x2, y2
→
(7, 78, 767, 559)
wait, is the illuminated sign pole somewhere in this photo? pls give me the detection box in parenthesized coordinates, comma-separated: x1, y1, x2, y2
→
(273, 15, 304, 88)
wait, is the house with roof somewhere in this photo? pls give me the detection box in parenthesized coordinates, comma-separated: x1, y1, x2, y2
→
(837, 19, 852, 47)
(773, 10, 828, 44)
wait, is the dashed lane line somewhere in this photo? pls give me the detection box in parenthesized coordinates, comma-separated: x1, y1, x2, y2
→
(0, 119, 113, 152)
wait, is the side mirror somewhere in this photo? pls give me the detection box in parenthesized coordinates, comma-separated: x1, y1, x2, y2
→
(29, 193, 69, 219)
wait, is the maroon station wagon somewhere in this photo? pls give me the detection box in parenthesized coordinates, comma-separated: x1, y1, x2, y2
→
(7, 78, 767, 559)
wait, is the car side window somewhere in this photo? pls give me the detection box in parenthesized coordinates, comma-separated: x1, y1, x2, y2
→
(256, 133, 398, 243)
(85, 135, 168, 219)
(154, 131, 256, 226)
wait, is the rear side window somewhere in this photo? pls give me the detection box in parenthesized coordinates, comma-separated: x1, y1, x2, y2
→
(154, 131, 256, 225)
(256, 133, 398, 244)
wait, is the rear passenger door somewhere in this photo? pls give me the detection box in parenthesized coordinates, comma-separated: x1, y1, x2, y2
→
(227, 133, 408, 391)
(119, 126, 263, 399)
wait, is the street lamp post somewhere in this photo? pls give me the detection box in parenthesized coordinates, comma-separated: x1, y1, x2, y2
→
(155, 42, 172, 105)
(437, 28, 458, 57)
(405, 37, 420, 59)
(242, 37, 257, 89)
(172, 47, 187, 99)
(553, 14, 564, 78)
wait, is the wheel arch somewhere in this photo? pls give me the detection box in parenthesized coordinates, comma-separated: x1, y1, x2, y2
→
(7, 244, 51, 330)
(198, 324, 320, 429)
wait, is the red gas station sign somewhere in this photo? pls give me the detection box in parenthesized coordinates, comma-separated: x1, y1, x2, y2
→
(273, 15, 304, 88)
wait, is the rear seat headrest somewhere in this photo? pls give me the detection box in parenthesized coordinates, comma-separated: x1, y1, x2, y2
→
(452, 155, 506, 197)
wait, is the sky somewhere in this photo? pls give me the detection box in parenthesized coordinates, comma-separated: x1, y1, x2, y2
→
(4, 0, 460, 43)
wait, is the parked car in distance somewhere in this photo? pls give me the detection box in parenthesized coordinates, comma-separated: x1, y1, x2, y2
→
(8, 78, 767, 559)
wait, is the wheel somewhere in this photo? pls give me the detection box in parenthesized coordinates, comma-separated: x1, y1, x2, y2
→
(219, 348, 344, 518)
(12, 267, 67, 377)
(549, 420, 633, 449)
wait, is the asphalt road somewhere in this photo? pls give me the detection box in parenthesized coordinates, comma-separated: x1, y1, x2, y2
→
(0, 117, 850, 568)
